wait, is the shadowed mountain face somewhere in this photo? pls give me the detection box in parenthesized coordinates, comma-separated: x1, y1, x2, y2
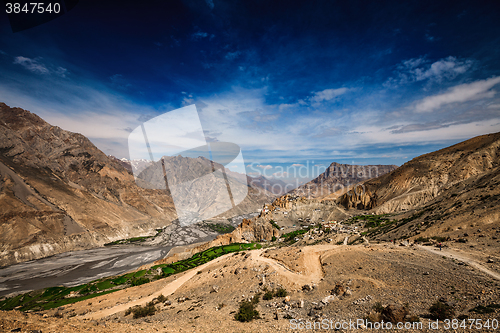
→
(291, 162, 398, 199)
(131, 155, 274, 226)
(0, 103, 271, 267)
(337, 132, 500, 213)
(246, 175, 288, 196)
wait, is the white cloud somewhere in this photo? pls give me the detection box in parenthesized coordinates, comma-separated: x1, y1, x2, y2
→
(291, 163, 304, 167)
(13, 56, 49, 74)
(386, 56, 475, 87)
(309, 87, 349, 103)
(414, 76, 500, 112)
(413, 56, 473, 81)
(13, 56, 68, 77)
(256, 164, 273, 169)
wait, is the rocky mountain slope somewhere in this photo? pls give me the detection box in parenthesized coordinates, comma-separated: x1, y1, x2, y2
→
(0, 103, 180, 266)
(291, 162, 397, 199)
(247, 175, 288, 195)
(0, 103, 271, 267)
(337, 132, 500, 213)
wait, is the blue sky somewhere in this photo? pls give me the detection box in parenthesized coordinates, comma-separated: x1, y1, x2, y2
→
(1, 0, 500, 182)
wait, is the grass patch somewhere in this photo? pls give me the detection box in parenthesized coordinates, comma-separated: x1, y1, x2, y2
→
(202, 222, 235, 234)
(282, 228, 309, 242)
(0, 242, 261, 312)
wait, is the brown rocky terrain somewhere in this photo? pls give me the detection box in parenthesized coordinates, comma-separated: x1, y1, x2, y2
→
(1, 242, 498, 333)
(247, 175, 288, 196)
(337, 132, 500, 213)
(0, 103, 178, 267)
(0, 103, 271, 267)
(1, 122, 499, 332)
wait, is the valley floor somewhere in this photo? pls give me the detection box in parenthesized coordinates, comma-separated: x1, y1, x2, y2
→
(1, 242, 499, 332)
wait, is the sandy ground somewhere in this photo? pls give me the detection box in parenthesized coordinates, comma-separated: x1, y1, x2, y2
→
(1, 242, 499, 332)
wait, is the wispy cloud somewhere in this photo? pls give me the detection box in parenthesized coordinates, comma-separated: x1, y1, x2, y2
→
(225, 51, 241, 60)
(309, 87, 350, 103)
(191, 29, 213, 40)
(13, 56, 49, 74)
(385, 56, 475, 87)
(13, 56, 68, 77)
(414, 76, 500, 112)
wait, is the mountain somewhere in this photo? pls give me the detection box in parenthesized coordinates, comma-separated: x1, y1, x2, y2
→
(290, 162, 397, 198)
(0, 103, 270, 267)
(246, 175, 288, 195)
(337, 132, 500, 213)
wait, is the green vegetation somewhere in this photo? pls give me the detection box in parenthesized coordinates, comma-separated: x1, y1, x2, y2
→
(130, 277, 150, 286)
(275, 287, 287, 297)
(202, 222, 235, 234)
(0, 242, 261, 312)
(126, 302, 156, 319)
(261, 287, 287, 300)
(270, 220, 280, 230)
(350, 212, 428, 238)
(104, 229, 163, 246)
(431, 236, 449, 242)
(124, 294, 168, 319)
(282, 228, 309, 242)
(263, 290, 274, 300)
(234, 300, 260, 322)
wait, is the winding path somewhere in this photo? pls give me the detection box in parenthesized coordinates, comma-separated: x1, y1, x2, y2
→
(418, 245, 500, 281)
(82, 245, 332, 320)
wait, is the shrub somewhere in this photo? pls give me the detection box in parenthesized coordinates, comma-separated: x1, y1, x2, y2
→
(373, 302, 384, 313)
(271, 236, 277, 242)
(126, 301, 157, 319)
(131, 277, 150, 286)
(275, 288, 287, 298)
(431, 236, 449, 242)
(234, 301, 260, 322)
(379, 304, 408, 323)
(252, 293, 261, 304)
(155, 294, 167, 303)
(414, 237, 429, 243)
(263, 290, 274, 301)
(429, 301, 455, 320)
(370, 303, 410, 324)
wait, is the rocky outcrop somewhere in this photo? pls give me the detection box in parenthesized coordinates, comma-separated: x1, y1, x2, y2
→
(153, 218, 278, 265)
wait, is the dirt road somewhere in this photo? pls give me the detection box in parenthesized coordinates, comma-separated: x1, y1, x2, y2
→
(418, 245, 500, 281)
